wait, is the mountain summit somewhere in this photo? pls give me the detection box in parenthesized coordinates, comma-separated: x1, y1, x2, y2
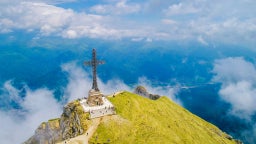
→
(24, 90, 241, 144)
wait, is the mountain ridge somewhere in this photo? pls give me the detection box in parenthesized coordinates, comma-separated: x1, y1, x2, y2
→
(24, 91, 241, 144)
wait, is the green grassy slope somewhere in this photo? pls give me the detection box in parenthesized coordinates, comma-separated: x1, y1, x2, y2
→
(89, 91, 237, 144)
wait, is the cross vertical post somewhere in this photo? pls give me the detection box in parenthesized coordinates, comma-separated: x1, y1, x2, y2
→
(84, 48, 105, 91)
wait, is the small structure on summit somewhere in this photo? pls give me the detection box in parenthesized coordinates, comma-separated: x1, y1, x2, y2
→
(84, 48, 105, 106)
(81, 48, 115, 119)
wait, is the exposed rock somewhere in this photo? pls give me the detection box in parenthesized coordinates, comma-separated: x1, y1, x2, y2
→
(134, 86, 160, 100)
(24, 119, 62, 144)
(149, 94, 161, 100)
(24, 100, 90, 144)
(60, 101, 85, 140)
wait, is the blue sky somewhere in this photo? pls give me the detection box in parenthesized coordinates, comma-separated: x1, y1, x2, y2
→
(0, 0, 256, 47)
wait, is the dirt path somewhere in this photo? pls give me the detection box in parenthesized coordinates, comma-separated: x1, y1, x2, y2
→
(57, 118, 101, 144)
(84, 118, 101, 143)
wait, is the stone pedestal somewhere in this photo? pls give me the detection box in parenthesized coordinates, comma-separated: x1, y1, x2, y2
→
(87, 89, 104, 106)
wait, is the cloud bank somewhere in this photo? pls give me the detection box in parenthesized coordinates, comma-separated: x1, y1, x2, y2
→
(0, 0, 256, 46)
(213, 57, 256, 143)
(0, 61, 178, 143)
(213, 57, 256, 119)
(62, 62, 179, 102)
(0, 1, 139, 39)
(0, 81, 62, 143)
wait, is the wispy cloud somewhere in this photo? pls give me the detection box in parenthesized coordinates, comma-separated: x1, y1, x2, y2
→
(197, 35, 208, 46)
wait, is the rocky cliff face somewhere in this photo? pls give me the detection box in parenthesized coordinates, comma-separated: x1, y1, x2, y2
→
(24, 118, 62, 144)
(60, 100, 89, 139)
(24, 100, 90, 144)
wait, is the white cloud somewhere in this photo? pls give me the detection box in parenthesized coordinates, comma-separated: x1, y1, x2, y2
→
(213, 57, 256, 143)
(0, 0, 75, 5)
(219, 81, 256, 119)
(90, 0, 141, 15)
(213, 57, 256, 84)
(0, 2, 74, 34)
(61, 62, 133, 102)
(0, 1, 140, 39)
(161, 19, 177, 25)
(197, 35, 208, 46)
(3, 80, 22, 103)
(164, 2, 199, 16)
(161, 0, 256, 46)
(61, 62, 91, 101)
(0, 0, 256, 46)
(63, 29, 78, 38)
(0, 81, 62, 143)
(213, 57, 256, 119)
(61, 62, 179, 103)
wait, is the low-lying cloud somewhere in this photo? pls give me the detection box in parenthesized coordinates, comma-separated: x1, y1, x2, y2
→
(213, 57, 256, 119)
(213, 57, 256, 143)
(0, 61, 178, 143)
(219, 81, 256, 119)
(0, 81, 62, 143)
(61, 62, 179, 102)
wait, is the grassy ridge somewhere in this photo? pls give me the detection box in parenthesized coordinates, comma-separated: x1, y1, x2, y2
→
(89, 91, 237, 144)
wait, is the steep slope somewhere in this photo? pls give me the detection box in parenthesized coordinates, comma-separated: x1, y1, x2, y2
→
(24, 100, 91, 144)
(25, 91, 240, 144)
(89, 91, 239, 144)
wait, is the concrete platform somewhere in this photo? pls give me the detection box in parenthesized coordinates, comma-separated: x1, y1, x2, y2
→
(80, 97, 115, 119)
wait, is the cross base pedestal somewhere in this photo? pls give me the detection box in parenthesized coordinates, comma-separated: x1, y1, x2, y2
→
(87, 89, 104, 106)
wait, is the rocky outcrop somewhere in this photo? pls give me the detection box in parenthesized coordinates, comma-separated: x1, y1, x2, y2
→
(134, 86, 160, 100)
(60, 101, 87, 139)
(24, 100, 90, 144)
(24, 119, 62, 144)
